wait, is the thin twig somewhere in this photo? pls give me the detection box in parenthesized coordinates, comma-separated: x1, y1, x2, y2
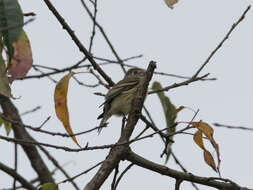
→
(90, 69, 110, 89)
(23, 55, 142, 81)
(38, 146, 80, 190)
(37, 116, 51, 129)
(21, 106, 41, 116)
(72, 75, 99, 88)
(111, 164, 119, 190)
(148, 73, 210, 94)
(213, 123, 253, 131)
(94, 56, 215, 81)
(93, 55, 143, 65)
(113, 163, 134, 190)
(171, 152, 199, 190)
(80, 0, 127, 73)
(23, 12, 36, 17)
(0, 162, 36, 190)
(0, 113, 106, 137)
(193, 5, 251, 78)
(32, 66, 57, 83)
(0, 18, 35, 32)
(0, 125, 178, 152)
(23, 58, 87, 80)
(88, 0, 98, 52)
(12, 143, 18, 190)
(58, 161, 103, 184)
(133, 125, 149, 140)
(149, 5, 251, 95)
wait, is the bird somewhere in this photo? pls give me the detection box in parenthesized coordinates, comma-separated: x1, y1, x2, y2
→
(97, 67, 146, 133)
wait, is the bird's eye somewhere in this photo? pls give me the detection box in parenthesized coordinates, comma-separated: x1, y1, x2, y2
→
(133, 71, 138, 75)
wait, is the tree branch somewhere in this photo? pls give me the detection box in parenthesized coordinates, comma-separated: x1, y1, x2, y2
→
(0, 162, 36, 190)
(0, 95, 54, 184)
(126, 151, 252, 190)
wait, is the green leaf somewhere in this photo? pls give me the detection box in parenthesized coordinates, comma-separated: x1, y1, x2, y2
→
(152, 82, 177, 131)
(152, 81, 178, 163)
(0, 0, 24, 61)
(0, 52, 11, 97)
(40, 183, 59, 190)
(0, 116, 3, 127)
(3, 119, 11, 135)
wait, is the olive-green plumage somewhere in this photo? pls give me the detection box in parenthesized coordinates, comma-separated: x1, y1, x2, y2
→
(97, 68, 146, 133)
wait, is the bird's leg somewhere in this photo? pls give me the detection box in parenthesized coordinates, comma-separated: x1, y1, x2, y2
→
(121, 115, 127, 135)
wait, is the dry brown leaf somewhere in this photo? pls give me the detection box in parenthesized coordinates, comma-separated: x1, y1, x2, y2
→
(190, 122, 213, 138)
(54, 72, 80, 147)
(190, 122, 221, 174)
(204, 151, 217, 172)
(194, 130, 217, 172)
(193, 130, 205, 150)
(164, 0, 179, 9)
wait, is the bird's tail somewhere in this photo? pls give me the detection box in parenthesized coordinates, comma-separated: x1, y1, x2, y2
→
(97, 113, 110, 134)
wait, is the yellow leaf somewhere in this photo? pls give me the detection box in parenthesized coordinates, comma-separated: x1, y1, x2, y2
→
(164, 0, 178, 9)
(193, 130, 205, 150)
(54, 72, 80, 147)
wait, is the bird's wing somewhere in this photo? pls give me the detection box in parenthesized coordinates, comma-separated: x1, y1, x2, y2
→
(99, 77, 139, 108)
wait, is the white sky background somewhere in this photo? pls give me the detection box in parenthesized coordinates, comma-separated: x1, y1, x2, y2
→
(1, 0, 253, 189)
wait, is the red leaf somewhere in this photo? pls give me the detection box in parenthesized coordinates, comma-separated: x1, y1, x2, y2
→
(8, 29, 33, 82)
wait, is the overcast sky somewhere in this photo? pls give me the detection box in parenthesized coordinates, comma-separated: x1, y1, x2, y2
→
(1, 0, 253, 189)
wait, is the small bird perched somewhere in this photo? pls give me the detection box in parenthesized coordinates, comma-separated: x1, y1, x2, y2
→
(97, 67, 146, 133)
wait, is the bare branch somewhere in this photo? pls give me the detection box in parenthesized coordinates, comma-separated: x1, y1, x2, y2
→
(12, 144, 18, 190)
(213, 123, 253, 131)
(38, 146, 80, 190)
(80, 0, 127, 73)
(88, 0, 98, 52)
(113, 163, 134, 190)
(58, 161, 103, 185)
(193, 5, 251, 78)
(22, 58, 87, 80)
(0, 162, 36, 190)
(111, 165, 119, 190)
(175, 179, 183, 190)
(171, 152, 199, 190)
(0, 18, 35, 32)
(21, 106, 41, 116)
(0, 95, 54, 184)
(126, 151, 252, 190)
(148, 73, 209, 94)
